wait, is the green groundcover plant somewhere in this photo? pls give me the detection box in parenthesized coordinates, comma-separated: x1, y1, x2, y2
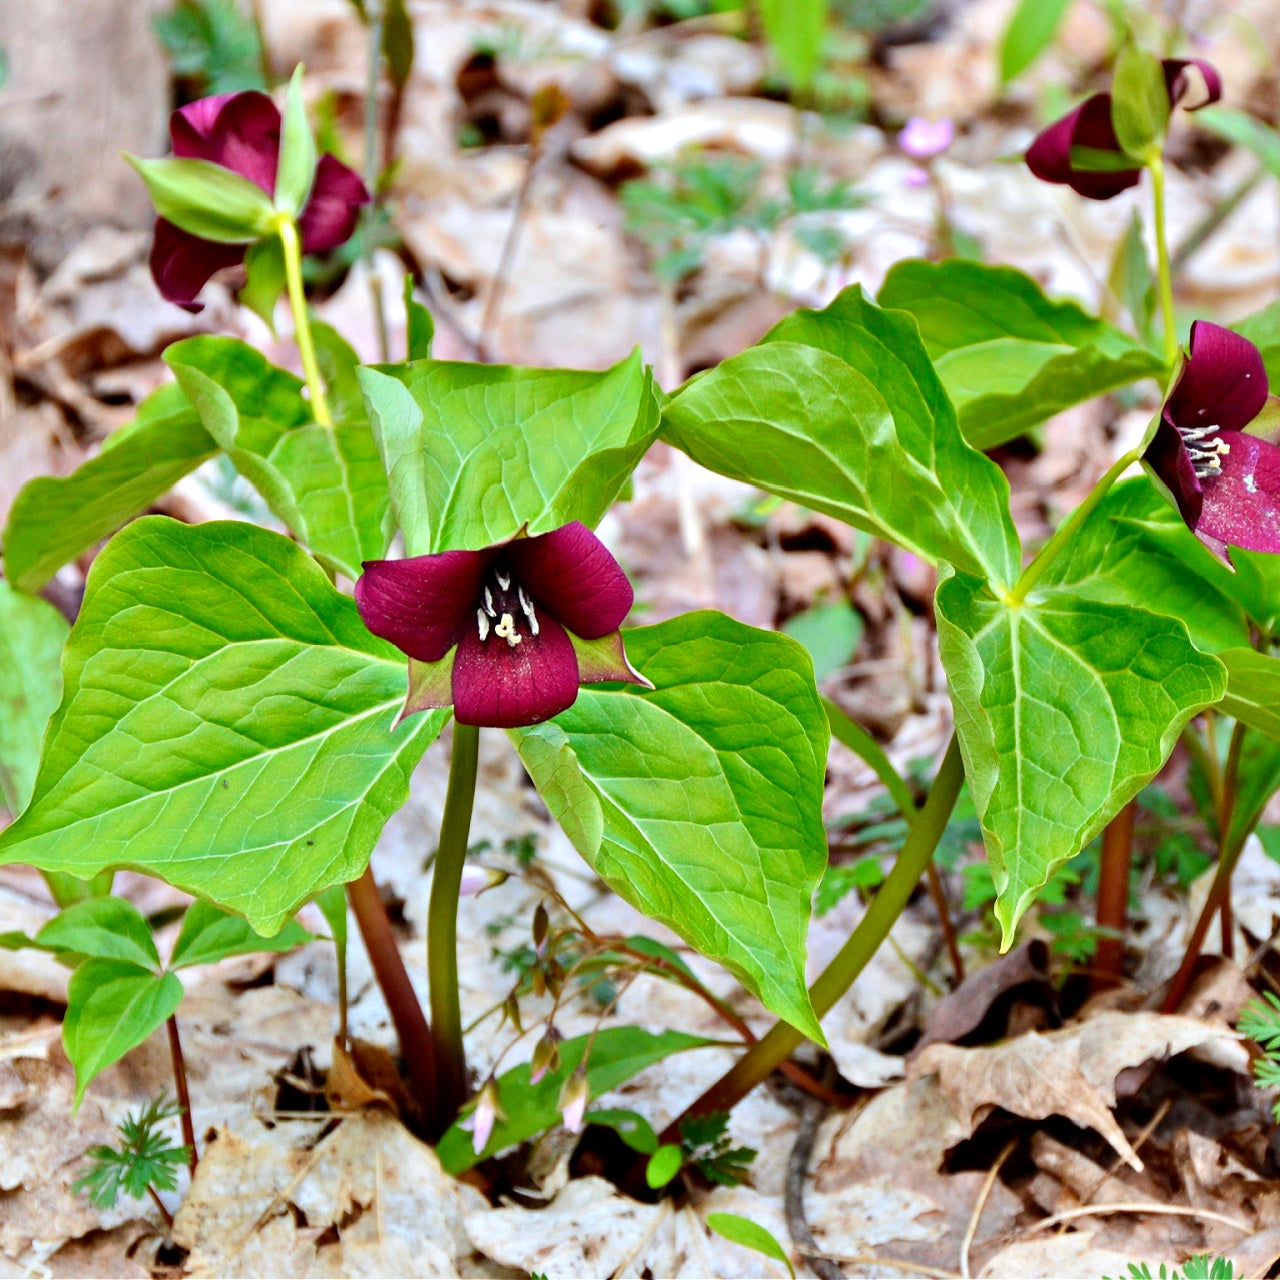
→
(5, 18, 1280, 1238)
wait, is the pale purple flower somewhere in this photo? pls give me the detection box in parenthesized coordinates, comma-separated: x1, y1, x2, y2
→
(460, 1079, 502, 1155)
(458, 865, 507, 897)
(899, 116, 954, 160)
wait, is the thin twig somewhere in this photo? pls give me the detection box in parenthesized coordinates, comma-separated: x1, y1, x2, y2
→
(147, 1183, 175, 1230)
(785, 1066, 844, 1280)
(476, 144, 542, 360)
(1024, 1202, 1251, 1235)
(1068, 1098, 1171, 1222)
(959, 1139, 1015, 1278)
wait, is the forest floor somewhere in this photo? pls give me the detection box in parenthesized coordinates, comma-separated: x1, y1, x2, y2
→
(4, 0, 1280, 1275)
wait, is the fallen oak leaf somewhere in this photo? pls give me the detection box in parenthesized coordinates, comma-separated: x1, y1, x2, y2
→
(908, 1011, 1246, 1170)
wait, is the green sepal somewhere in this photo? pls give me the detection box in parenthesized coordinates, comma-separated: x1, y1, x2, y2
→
(403, 653, 455, 720)
(126, 155, 276, 244)
(275, 65, 317, 219)
(570, 630, 653, 688)
(240, 236, 287, 330)
(1110, 38, 1170, 164)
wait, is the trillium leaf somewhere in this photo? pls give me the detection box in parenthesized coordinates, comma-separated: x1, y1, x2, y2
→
(936, 573, 1225, 944)
(877, 260, 1166, 450)
(1233, 297, 1280, 390)
(168, 900, 311, 970)
(512, 611, 829, 1043)
(126, 155, 277, 244)
(357, 350, 660, 555)
(35, 897, 159, 970)
(0, 518, 444, 934)
(2, 382, 217, 594)
(0, 584, 68, 815)
(64, 960, 184, 1108)
(1038, 477, 1249, 655)
(437, 1027, 712, 1174)
(1218, 648, 1280, 742)
(665, 287, 1019, 588)
(166, 336, 393, 580)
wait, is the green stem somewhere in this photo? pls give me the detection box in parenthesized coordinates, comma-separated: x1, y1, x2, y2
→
(1010, 447, 1143, 604)
(427, 721, 481, 1125)
(1150, 156, 1179, 369)
(660, 734, 965, 1133)
(277, 216, 331, 427)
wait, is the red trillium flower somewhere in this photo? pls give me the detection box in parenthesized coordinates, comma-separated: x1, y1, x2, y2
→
(355, 522, 651, 729)
(151, 92, 369, 310)
(1143, 321, 1280, 565)
(1025, 59, 1220, 200)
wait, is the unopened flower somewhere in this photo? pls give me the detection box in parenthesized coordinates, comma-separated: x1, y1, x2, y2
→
(355, 522, 650, 730)
(458, 865, 508, 898)
(899, 116, 954, 160)
(149, 92, 368, 310)
(459, 1078, 503, 1155)
(1025, 59, 1220, 200)
(558, 1066, 589, 1134)
(1143, 321, 1280, 565)
(529, 1028, 563, 1086)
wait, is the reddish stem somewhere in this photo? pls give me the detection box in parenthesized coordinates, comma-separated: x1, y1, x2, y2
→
(1092, 800, 1136, 991)
(347, 866, 439, 1130)
(165, 1016, 197, 1174)
(1220, 893, 1235, 961)
(926, 863, 964, 985)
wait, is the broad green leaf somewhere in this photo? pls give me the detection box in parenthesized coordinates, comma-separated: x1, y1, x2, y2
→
(1039, 477, 1249, 655)
(705, 1212, 796, 1279)
(126, 155, 276, 243)
(1234, 298, 1280, 390)
(2, 382, 217, 593)
(275, 65, 317, 219)
(166, 336, 392, 579)
(437, 1027, 711, 1173)
(759, 0, 827, 90)
(936, 573, 1225, 943)
(36, 897, 158, 970)
(1218, 648, 1280, 741)
(168, 900, 311, 970)
(1196, 107, 1280, 183)
(585, 1108, 659, 1155)
(314, 882, 349, 951)
(667, 291, 1019, 587)
(64, 960, 184, 1106)
(513, 612, 828, 1043)
(0, 518, 444, 934)
(999, 0, 1073, 84)
(0, 585, 68, 813)
(312, 320, 370, 427)
(358, 351, 659, 555)
(1108, 211, 1157, 349)
(781, 599, 863, 679)
(1226, 730, 1280, 857)
(1110, 39, 1170, 163)
(877, 259, 1166, 450)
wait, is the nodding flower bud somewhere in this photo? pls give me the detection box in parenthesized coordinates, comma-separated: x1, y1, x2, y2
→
(529, 1027, 563, 1085)
(532, 901, 550, 956)
(458, 864, 508, 898)
(558, 1066, 589, 1135)
(461, 1078, 504, 1155)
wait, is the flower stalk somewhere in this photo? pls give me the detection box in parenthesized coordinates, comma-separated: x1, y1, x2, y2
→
(1149, 156, 1179, 369)
(277, 216, 331, 427)
(659, 734, 965, 1134)
(165, 1016, 197, 1174)
(428, 721, 481, 1125)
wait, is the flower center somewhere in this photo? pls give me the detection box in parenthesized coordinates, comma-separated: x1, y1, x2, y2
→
(475, 563, 540, 649)
(1177, 422, 1231, 479)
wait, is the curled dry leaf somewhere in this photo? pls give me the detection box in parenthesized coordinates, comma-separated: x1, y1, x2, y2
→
(909, 1011, 1249, 1170)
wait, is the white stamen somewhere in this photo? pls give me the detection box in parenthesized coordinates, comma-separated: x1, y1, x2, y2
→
(483, 587, 496, 617)
(494, 613, 522, 647)
(1177, 423, 1230, 479)
(518, 587, 539, 635)
(495, 571, 511, 590)
(477, 609, 490, 641)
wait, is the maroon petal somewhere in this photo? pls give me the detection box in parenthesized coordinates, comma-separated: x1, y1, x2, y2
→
(506, 523, 633, 640)
(1165, 321, 1268, 435)
(355, 551, 491, 663)
(451, 614, 580, 728)
(150, 218, 246, 310)
(1163, 58, 1222, 110)
(1026, 94, 1142, 201)
(171, 91, 281, 194)
(298, 154, 370, 254)
(1195, 431, 1280, 555)
(1144, 414, 1205, 533)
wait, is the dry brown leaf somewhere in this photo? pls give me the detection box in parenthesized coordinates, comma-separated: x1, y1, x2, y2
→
(173, 1111, 485, 1278)
(910, 1011, 1248, 1169)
